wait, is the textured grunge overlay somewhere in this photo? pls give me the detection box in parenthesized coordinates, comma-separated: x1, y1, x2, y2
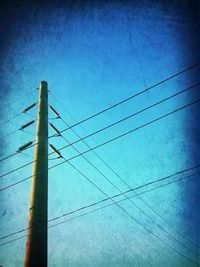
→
(0, 1, 199, 267)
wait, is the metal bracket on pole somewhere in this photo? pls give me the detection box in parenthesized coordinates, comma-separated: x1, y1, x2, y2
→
(49, 105, 60, 118)
(17, 141, 34, 152)
(23, 103, 37, 113)
(19, 120, 35, 130)
(49, 144, 62, 158)
(49, 123, 61, 136)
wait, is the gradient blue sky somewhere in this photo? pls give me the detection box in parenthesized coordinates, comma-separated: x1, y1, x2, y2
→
(0, 1, 199, 266)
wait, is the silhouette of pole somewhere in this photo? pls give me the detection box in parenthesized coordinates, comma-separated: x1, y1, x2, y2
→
(24, 81, 48, 267)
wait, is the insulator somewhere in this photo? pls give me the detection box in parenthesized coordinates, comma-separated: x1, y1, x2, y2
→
(49, 123, 61, 136)
(49, 105, 60, 118)
(23, 103, 37, 113)
(20, 120, 35, 130)
(49, 144, 62, 158)
(17, 141, 33, 152)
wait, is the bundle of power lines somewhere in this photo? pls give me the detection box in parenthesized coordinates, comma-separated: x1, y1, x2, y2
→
(0, 62, 199, 266)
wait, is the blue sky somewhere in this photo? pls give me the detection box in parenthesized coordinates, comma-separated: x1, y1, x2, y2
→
(0, 1, 199, 266)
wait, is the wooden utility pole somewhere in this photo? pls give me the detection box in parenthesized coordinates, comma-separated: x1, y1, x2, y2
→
(24, 81, 48, 267)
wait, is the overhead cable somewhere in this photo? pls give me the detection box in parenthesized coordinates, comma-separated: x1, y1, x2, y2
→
(0, 98, 199, 189)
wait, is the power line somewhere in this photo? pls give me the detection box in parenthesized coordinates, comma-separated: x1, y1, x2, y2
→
(1, 170, 199, 243)
(1, 82, 198, 175)
(0, 113, 21, 127)
(102, 158, 200, 250)
(0, 139, 35, 164)
(0, 170, 199, 265)
(5, 89, 37, 107)
(0, 118, 36, 142)
(49, 93, 199, 254)
(23, 113, 37, 120)
(56, 99, 200, 154)
(0, 129, 19, 142)
(1, 62, 199, 163)
(57, 98, 200, 155)
(49, 171, 200, 223)
(1, 169, 195, 241)
(0, 233, 27, 247)
(52, 82, 199, 136)
(48, 173, 199, 260)
(0, 165, 199, 242)
(57, 133, 199, 255)
(47, 156, 200, 264)
(20, 129, 36, 136)
(0, 90, 37, 127)
(0, 170, 198, 243)
(0, 138, 38, 164)
(0, 128, 50, 164)
(0, 102, 37, 156)
(0, 66, 198, 264)
(50, 90, 200, 251)
(0, 151, 18, 163)
(55, 62, 200, 134)
(0, 99, 199, 191)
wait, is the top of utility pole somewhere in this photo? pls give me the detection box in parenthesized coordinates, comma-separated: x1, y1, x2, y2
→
(40, 81, 48, 92)
(40, 81, 48, 86)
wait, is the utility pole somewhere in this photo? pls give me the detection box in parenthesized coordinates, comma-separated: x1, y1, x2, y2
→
(24, 81, 48, 267)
